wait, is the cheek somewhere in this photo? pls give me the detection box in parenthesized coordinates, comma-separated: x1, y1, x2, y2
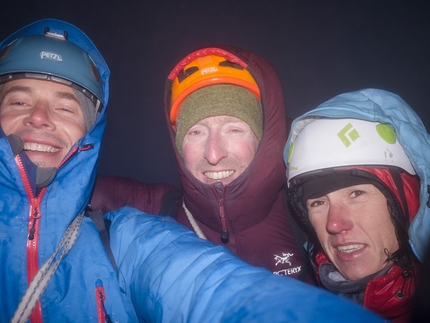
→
(77, 118, 87, 133)
(234, 142, 257, 165)
(68, 114, 87, 133)
(182, 144, 200, 167)
(243, 149, 256, 165)
(378, 218, 399, 250)
(0, 114, 18, 135)
(63, 121, 86, 145)
(369, 204, 396, 237)
(310, 216, 328, 241)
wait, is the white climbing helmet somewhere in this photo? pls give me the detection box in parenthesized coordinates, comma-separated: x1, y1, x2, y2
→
(286, 118, 416, 185)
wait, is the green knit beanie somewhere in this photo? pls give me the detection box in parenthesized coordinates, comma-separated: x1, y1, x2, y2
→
(175, 84, 262, 155)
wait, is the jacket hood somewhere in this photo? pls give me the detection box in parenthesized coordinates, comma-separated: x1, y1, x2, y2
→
(164, 45, 287, 234)
(285, 88, 430, 262)
(0, 19, 110, 230)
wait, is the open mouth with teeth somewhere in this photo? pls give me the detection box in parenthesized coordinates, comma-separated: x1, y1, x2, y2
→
(24, 142, 60, 153)
(204, 170, 235, 180)
(336, 244, 364, 253)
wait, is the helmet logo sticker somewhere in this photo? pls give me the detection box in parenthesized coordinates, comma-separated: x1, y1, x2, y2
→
(337, 123, 360, 147)
(376, 123, 397, 144)
(201, 66, 218, 75)
(40, 51, 63, 61)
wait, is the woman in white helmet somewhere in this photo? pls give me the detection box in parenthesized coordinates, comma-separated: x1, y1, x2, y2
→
(284, 88, 430, 323)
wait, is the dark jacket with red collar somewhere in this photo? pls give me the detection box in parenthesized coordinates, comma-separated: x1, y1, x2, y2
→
(91, 45, 312, 281)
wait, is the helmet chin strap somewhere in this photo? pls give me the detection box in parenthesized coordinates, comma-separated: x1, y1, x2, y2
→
(7, 133, 57, 189)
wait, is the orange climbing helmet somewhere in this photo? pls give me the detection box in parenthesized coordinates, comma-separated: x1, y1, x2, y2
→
(168, 48, 261, 127)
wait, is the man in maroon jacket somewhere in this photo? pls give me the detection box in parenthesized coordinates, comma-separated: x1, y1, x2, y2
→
(91, 46, 313, 282)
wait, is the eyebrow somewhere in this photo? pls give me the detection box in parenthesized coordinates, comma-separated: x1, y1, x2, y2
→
(3, 85, 32, 95)
(1, 85, 80, 105)
(54, 91, 80, 104)
(0, 85, 32, 104)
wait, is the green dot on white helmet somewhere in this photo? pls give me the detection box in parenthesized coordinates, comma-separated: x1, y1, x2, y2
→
(286, 118, 416, 186)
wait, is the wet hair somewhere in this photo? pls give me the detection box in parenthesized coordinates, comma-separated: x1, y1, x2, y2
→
(387, 201, 414, 263)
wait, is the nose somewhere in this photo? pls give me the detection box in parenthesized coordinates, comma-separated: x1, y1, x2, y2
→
(24, 101, 55, 130)
(204, 131, 228, 165)
(325, 201, 353, 234)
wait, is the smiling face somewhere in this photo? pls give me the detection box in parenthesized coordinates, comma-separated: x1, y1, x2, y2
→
(182, 115, 259, 185)
(0, 79, 87, 168)
(307, 184, 399, 280)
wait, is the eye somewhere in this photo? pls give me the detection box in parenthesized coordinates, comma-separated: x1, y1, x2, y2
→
(306, 198, 327, 210)
(4, 96, 32, 109)
(187, 129, 202, 136)
(306, 198, 328, 217)
(1, 100, 31, 112)
(309, 200, 325, 207)
(1, 91, 31, 106)
(11, 100, 28, 106)
(55, 101, 81, 115)
(229, 128, 243, 133)
(224, 126, 246, 136)
(186, 122, 209, 136)
(350, 190, 365, 198)
(57, 106, 74, 113)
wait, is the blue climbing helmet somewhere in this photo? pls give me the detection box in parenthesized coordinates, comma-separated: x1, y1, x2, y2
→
(0, 19, 109, 121)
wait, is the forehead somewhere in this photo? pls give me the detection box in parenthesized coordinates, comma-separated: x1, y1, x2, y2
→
(0, 78, 75, 96)
(194, 115, 247, 126)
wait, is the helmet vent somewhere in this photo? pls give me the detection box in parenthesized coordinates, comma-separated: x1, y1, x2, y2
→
(88, 56, 100, 82)
(44, 26, 68, 41)
(178, 66, 199, 83)
(219, 60, 244, 70)
(0, 44, 13, 62)
(0, 43, 13, 61)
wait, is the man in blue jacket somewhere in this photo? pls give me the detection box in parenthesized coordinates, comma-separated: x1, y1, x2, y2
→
(0, 19, 383, 323)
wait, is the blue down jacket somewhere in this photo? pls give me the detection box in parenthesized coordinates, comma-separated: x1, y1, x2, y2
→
(0, 20, 383, 322)
(285, 88, 430, 263)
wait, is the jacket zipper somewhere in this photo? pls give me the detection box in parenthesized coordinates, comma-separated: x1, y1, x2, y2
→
(15, 145, 83, 323)
(28, 198, 43, 323)
(95, 280, 113, 323)
(15, 155, 45, 323)
(219, 199, 229, 243)
(211, 187, 229, 243)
